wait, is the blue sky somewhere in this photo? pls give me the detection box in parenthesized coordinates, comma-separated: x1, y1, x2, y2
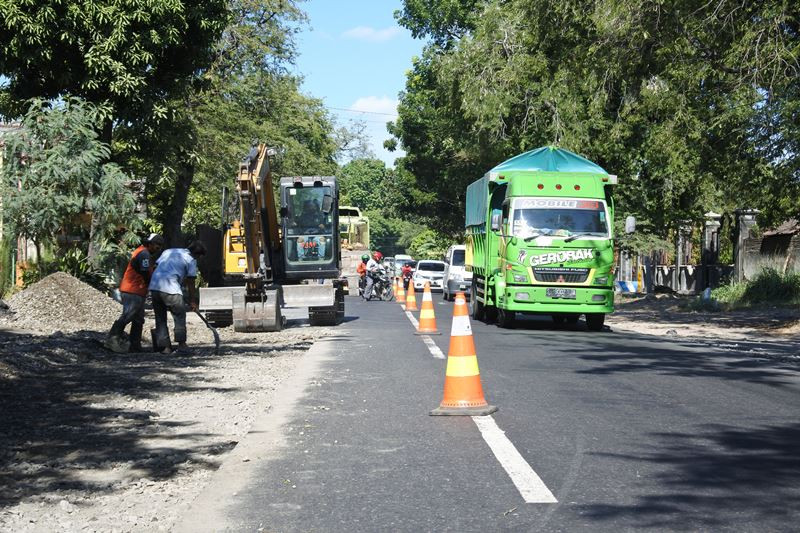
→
(292, 1, 424, 167)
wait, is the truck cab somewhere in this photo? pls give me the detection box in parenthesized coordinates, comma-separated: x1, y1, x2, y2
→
(466, 147, 617, 331)
(443, 245, 472, 301)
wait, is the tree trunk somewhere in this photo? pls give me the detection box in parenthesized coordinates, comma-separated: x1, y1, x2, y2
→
(163, 156, 195, 248)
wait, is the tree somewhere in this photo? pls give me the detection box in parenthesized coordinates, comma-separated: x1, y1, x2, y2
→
(116, 0, 352, 244)
(0, 0, 229, 140)
(338, 159, 402, 214)
(0, 98, 139, 269)
(392, 0, 799, 238)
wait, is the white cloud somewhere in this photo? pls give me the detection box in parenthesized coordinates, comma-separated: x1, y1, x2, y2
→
(349, 96, 398, 117)
(342, 26, 402, 43)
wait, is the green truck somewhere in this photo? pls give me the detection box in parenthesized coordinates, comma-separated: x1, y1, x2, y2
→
(465, 147, 619, 330)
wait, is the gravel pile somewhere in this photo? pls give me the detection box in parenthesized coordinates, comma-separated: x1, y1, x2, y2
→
(0, 272, 120, 333)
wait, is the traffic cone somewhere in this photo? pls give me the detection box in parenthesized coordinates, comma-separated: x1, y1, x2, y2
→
(430, 292, 497, 416)
(415, 282, 440, 335)
(405, 278, 418, 311)
(396, 277, 406, 308)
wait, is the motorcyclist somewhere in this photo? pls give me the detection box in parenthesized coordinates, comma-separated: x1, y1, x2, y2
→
(357, 254, 369, 296)
(363, 251, 383, 301)
(401, 262, 413, 290)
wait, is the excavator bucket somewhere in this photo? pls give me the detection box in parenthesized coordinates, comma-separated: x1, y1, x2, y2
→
(232, 290, 283, 332)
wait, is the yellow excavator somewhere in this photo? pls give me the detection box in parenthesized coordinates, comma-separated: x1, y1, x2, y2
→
(198, 143, 345, 331)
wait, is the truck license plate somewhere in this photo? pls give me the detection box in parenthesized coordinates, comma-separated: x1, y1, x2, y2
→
(546, 288, 576, 299)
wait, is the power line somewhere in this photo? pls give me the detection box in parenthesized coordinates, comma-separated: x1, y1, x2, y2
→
(328, 106, 398, 117)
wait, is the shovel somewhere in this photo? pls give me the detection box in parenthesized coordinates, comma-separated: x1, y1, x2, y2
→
(194, 310, 221, 355)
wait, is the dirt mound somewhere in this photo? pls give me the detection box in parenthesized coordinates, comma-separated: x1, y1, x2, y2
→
(0, 272, 120, 333)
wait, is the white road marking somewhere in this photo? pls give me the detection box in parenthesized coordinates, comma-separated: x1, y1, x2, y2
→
(472, 415, 558, 504)
(404, 311, 445, 359)
(404, 305, 552, 503)
(421, 335, 446, 359)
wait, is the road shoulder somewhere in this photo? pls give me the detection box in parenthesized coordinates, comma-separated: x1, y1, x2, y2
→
(174, 333, 338, 532)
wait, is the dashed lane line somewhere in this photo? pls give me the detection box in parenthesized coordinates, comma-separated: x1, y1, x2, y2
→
(472, 415, 558, 503)
(404, 310, 445, 359)
(403, 306, 558, 504)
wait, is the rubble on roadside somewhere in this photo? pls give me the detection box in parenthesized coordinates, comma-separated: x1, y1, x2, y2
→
(0, 272, 120, 333)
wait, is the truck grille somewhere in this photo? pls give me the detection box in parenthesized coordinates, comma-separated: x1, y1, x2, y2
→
(533, 268, 589, 283)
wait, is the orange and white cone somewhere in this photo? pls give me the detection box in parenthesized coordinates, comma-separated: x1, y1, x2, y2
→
(396, 277, 406, 308)
(430, 292, 497, 416)
(415, 282, 440, 335)
(405, 278, 418, 311)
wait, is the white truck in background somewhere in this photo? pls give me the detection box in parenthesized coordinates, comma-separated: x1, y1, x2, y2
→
(442, 245, 472, 301)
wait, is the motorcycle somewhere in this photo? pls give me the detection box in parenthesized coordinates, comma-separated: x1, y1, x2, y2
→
(366, 267, 394, 301)
(402, 270, 413, 291)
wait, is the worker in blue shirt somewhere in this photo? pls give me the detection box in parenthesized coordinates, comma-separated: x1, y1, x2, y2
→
(149, 241, 206, 354)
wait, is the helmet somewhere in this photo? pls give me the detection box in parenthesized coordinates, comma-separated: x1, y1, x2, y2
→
(361, 254, 369, 261)
(373, 251, 383, 261)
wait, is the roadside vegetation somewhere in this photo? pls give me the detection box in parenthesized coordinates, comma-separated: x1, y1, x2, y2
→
(711, 269, 800, 310)
(389, 0, 800, 255)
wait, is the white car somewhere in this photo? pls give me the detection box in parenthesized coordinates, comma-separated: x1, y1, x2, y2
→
(442, 245, 473, 301)
(412, 260, 446, 292)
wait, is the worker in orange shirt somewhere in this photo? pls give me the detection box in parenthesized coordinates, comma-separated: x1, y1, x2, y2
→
(356, 253, 369, 297)
(105, 234, 164, 353)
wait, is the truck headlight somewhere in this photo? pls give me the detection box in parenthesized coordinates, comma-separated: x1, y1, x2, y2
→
(512, 273, 527, 283)
(594, 276, 608, 285)
(451, 273, 463, 281)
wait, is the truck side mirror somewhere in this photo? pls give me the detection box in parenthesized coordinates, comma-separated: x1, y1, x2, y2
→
(280, 206, 288, 217)
(322, 194, 333, 214)
(491, 213, 502, 232)
(625, 215, 636, 234)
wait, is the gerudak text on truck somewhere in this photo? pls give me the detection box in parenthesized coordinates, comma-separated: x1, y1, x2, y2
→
(465, 146, 618, 331)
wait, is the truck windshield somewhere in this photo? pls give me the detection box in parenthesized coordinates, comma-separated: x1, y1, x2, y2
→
(511, 199, 608, 239)
(451, 250, 465, 266)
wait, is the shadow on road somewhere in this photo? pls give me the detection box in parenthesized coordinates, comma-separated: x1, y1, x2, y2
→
(578, 422, 800, 528)
(0, 328, 307, 509)
(573, 334, 799, 386)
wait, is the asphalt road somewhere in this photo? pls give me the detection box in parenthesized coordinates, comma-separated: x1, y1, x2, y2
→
(199, 294, 800, 532)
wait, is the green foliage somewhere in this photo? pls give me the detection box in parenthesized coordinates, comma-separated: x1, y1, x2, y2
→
(0, 0, 229, 125)
(365, 210, 423, 257)
(0, 98, 140, 269)
(408, 229, 452, 260)
(712, 268, 800, 309)
(614, 218, 672, 255)
(338, 159, 408, 216)
(117, 1, 346, 240)
(19, 248, 107, 291)
(393, 0, 800, 237)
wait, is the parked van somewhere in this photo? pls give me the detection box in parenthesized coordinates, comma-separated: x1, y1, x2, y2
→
(443, 245, 472, 301)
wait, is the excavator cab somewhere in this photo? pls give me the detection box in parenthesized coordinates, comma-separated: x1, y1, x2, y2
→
(280, 176, 341, 280)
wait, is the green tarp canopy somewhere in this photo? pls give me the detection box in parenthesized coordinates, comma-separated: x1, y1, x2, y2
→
(490, 146, 607, 174)
(465, 147, 607, 228)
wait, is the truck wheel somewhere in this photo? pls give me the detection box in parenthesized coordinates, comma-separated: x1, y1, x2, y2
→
(469, 279, 484, 320)
(586, 313, 605, 332)
(483, 305, 497, 323)
(497, 308, 515, 329)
